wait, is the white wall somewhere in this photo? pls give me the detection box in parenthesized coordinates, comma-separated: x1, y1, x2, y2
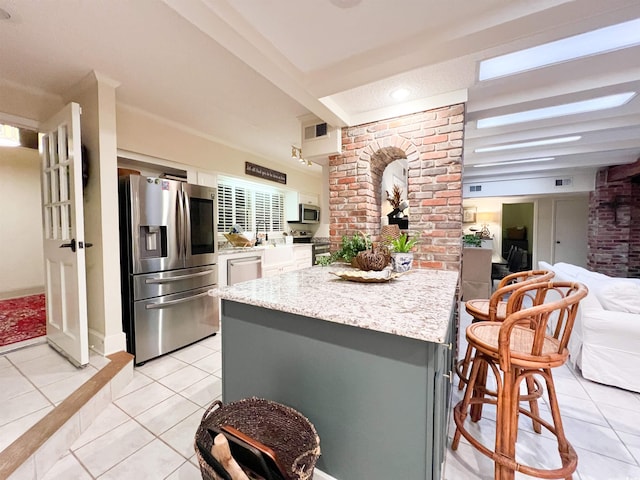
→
(462, 194, 589, 268)
(116, 105, 322, 196)
(0, 146, 44, 297)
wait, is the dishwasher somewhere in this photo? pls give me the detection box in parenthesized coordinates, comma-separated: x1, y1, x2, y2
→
(227, 256, 262, 285)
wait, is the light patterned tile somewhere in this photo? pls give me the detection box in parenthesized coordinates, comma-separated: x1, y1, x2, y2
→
(560, 416, 635, 464)
(191, 352, 222, 375)
(165, 460, 202, 480)
(581, 380, 640, 409)
(179, 376, 222, 408)
(41, 452, 92, 480)
(73, 419, 154, 477)
(39, 366, 98, 405)
(196, 334, 221, 352)
(0, 405, 53, 452)
(170, 344, 214, 364)
(160, 409, 205, 458)
(574, 444, 640, 480)
(618, 431, 640, 466)
(0, 389, 51, 426)
(114, 381, 174, 417)
(16, 350, 80, 388)
(4, 343, 54, 365)
(135, 394, 199, 436)
(71, 403, 131, 450)
(599, 403, 640, 437)
(0, 364, 36, 402)
(114, 370, 154, 399)
(98, 439, 184, 480)
(135, 356, 187, 381)
(157, 365, 209, 393)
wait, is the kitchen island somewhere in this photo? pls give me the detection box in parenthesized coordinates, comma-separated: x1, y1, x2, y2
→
(218, 266, 459, 480)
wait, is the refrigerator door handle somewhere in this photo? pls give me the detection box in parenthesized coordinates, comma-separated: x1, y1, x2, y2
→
(183, 189, 191, 259)
(176, 188, 185, 261)
(145, 291, 210, 309)
(145, 269, 215, 284)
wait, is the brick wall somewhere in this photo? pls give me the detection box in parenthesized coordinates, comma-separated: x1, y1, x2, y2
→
(328, 105, 465, 271)
(587, 165, 640, 278)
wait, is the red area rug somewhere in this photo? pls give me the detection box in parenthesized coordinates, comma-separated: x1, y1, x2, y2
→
(0, 294, 46, 347)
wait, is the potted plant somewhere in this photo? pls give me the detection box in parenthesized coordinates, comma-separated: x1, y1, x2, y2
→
(462, 233, 482, 247)
(390, 233, 417, 272)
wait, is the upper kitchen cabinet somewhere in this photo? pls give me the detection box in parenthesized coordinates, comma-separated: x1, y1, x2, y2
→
(285, 191, 319, 222)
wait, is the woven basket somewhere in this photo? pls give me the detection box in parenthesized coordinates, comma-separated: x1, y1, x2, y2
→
(195, 398, 321, 480)
(354, 244, 391, 271)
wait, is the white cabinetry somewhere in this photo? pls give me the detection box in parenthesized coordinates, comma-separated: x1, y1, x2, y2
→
(262, 244, 313, 277)
(285, 191, 319, 222)
(294, 244, 313, 269)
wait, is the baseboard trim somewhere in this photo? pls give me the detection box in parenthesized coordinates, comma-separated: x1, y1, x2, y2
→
(0, 351, 133, 479)
(314, 468, 339, 480)
(88, 328, 127, 356)
(0, 288, 44, 301)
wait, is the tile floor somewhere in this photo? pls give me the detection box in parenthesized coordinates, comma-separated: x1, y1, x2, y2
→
(2, 310, 640, 479)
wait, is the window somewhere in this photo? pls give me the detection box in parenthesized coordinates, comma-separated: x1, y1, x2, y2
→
(217, 177, 285, 234)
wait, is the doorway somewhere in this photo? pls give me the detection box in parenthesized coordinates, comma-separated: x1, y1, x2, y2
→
(553, 197, 589, 267)
(0, 143, 46, 350)
(501, 202, 534, 269)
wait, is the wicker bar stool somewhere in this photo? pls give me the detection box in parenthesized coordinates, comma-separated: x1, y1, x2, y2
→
(452, 281, 588, 480)
(457, 270, 555, 398)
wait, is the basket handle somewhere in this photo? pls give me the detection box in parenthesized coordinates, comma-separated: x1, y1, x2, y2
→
(201, 399, 223, 424)
(292, 443, 321, 480)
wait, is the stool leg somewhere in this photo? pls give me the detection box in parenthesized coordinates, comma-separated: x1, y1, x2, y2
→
(457, 343, 474, 390)
(452, 353, 484, 450)
(495, 369, 518, 480)
(470, 360, 489, 422)
(525, 374, 542, 434)
(544, 369, 576, 480)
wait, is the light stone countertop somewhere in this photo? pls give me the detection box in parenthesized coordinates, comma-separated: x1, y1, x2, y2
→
(216, 266, 459, 344)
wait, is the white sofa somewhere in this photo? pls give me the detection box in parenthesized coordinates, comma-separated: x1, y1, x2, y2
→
(537, 261, 640, 393)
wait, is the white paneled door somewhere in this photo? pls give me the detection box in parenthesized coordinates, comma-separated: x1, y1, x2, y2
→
(553, 197, 589, 268)
(40, 102, 89, 367)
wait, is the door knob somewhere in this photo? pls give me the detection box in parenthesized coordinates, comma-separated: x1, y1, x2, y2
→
(60, 239, 77, 252)
(79, 241, 93, 249)
(556, 241, 561, 244)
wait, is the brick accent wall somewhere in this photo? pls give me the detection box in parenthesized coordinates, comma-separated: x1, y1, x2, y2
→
(588, 166, 640, 278)
(328, 105, 464, 271)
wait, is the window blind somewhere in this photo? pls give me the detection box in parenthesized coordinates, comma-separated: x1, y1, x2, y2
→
(217, 178, 284, 233)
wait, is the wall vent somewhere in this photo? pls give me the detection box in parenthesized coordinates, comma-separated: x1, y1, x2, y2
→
(470, 185, 482, 192)
(554, 178, 572, 187)
(304, 122, 328, 140)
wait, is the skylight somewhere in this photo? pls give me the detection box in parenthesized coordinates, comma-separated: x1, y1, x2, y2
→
(474, 157, 555, 168)
(477, 92, 636, 129)
(474, 136, 581, 153)
(479, 18, 640, 81)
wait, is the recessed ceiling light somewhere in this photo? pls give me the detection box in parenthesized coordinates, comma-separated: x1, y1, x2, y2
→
(474, 157, 555, 168)
(474, 136, 581, 153)
(390, 88, 410, 101)
(477, 92, 636, 129)
(479, 17, 640, 81)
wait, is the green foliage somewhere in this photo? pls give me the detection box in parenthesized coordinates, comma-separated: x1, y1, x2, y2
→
(390, 233, 417, 253)
(462, 234, 482, 247)
(334, 232, 371, 262)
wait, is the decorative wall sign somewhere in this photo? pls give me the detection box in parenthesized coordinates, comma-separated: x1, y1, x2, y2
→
(245, 162, 287, 184)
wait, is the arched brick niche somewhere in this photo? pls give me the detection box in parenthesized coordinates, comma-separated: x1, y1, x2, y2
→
(329, 105, 464, 271)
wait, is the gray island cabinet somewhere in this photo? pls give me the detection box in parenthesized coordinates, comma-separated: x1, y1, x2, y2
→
(218, 267, 458, 480)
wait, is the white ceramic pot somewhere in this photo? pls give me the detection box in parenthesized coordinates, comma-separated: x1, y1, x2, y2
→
(391, 252, 413, 273)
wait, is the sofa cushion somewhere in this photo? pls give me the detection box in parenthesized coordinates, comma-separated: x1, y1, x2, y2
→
(593, 280, 640, 314)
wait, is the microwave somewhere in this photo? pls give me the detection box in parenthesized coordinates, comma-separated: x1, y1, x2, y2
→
(298, 203, 320, 223)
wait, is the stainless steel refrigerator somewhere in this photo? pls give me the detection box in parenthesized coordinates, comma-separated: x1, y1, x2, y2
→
(119, 175, 219, 365)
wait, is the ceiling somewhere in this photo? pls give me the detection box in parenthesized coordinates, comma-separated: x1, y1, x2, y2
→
(1, 0, 640, 183)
